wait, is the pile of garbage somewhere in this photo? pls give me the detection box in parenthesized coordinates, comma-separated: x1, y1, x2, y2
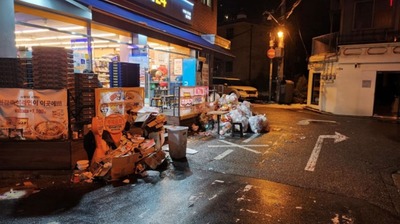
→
(74, 110, 168, 183)
(196, 93, 270, 135)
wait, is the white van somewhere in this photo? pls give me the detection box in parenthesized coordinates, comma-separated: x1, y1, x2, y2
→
(212, 77, 258, 101)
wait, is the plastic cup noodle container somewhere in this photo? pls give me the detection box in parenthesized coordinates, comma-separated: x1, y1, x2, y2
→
(77, 160, 89, 170)
(77, 160, 89, 166)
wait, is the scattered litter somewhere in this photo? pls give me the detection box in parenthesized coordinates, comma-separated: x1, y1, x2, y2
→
(243, 184, 253, 192)
(331, 213, 354, 224)
(208, 194, 218, 200)
(246, 209, 259, 214)
(23, 181, 34, 187)
(0, 189, 27, 200)
(188, 193, 204, 207)
(0, 181, 40, 200)
(212, 180, 224, 184)
(162, 146, 198, 155)
(186, 148, 198, 154)
(122, 179, 130, 184)
(237, 196, 245, 202)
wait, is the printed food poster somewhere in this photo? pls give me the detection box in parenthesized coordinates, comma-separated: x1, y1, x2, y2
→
(95, 87, 145, 117)
(194, 86, 208, 96)
(178, 86, 208, 116)
(0, 88, 68, 140)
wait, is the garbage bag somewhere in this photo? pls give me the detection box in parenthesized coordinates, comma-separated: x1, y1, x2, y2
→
(249, 114, 270, 133)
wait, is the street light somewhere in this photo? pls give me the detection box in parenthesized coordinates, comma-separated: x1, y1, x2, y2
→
(276, 29, 285, 81)
(263, 10, 286, 102)
(267, 32, 275, 103)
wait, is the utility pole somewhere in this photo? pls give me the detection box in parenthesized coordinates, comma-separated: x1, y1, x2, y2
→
(278, 0, 286, 81)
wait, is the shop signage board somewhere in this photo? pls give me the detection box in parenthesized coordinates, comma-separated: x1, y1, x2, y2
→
(0, 88, 68, 141)
(95, 87, 145, 118)
(127, 0, 193, 24)
(179, 86, 208, 116)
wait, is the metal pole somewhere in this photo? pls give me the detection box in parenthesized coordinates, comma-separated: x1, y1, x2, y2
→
(268, 58, 273, 102)
(268, 32, 274, 103)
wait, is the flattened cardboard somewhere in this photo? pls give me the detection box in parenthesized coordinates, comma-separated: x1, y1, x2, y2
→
(111, 154, 137, 180)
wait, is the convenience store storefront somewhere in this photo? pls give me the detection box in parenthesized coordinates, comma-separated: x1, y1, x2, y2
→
(0, 0, 232, 169)
(11, 0, 232, 101)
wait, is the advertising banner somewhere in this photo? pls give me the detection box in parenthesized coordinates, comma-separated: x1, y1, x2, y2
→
(0, 88, 68, 141)
(95, 87, 145, 118)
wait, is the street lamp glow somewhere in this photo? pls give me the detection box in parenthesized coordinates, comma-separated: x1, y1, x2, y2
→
(277, 31, 284, 38)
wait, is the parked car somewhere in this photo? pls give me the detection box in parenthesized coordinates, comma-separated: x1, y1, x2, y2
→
(212, 77, 258, 101)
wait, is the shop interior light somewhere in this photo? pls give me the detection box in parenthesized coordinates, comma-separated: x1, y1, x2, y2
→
(15, 28, 49, 34)
(68, 44, 121, 49)
(16, 38, 33, 42)
(92, 33, 116, 38)
(70, 40, 110, 45)
(153, 46, 175, 50)
(35, 35, 84, 41)
(148, 43, 160, 47)
(57, 26, 85, 31)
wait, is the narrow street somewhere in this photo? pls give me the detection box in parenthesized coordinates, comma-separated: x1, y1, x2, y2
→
(1, 104, 400, 224)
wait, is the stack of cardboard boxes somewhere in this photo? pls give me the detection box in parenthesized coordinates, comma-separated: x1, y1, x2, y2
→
(82, 112, 168, 182)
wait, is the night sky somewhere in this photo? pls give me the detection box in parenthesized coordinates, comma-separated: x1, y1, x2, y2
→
(218, 0, 332, 77)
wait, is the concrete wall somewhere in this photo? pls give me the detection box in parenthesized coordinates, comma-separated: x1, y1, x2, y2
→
(308, 43, 400, 116)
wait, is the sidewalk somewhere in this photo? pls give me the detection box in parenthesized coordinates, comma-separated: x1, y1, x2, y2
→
(0, 140, 87, 188)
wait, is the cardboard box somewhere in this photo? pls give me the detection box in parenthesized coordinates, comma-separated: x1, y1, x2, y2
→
(144, 150, 166, 169)
(110, 153, 140, 180)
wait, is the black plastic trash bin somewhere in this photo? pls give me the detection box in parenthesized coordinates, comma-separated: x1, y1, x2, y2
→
(279, 80, 294, 104)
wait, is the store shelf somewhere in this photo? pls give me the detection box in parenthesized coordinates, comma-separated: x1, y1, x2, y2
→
(94, 58, 111, 88)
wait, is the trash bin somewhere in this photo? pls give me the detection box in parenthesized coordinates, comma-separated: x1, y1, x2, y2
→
(279, 80, 294, 104)
(167, 126, 188, 160)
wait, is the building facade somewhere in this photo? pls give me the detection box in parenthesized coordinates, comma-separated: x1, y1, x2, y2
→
(308, 0, 400, 118)
(1, 0, 232, 100)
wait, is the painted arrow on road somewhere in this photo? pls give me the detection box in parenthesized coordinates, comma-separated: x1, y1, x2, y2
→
(305, 132, 348, 172)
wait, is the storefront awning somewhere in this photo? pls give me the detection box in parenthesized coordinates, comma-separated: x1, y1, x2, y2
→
(77, 0, 235, 58)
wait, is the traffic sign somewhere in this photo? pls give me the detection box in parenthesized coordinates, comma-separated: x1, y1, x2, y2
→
(267, 48, 275, 59)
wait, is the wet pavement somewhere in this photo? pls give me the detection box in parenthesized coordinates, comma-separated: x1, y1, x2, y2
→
(1, 104, 400, 223)
(1, 160, 400, 224)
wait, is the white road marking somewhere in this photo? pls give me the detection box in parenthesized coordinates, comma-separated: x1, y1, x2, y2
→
(242, 133, 260, 143)
(219, 140, 261, 154)
(297, 119, 337, 125)
(305, 132, 348, 172)
(209, 144, 269, 148)
(260, 133, 286, 160)
(214, 149, 234, 160)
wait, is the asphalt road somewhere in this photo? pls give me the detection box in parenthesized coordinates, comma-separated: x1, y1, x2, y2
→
(1, 104, 400, 223)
